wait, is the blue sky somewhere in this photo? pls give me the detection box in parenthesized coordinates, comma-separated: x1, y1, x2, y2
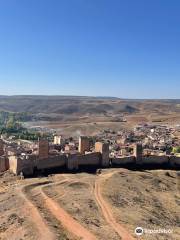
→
(0, 0, 180, 98)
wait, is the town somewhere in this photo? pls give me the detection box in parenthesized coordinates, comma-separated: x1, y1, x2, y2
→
(0, 123, 179, 176)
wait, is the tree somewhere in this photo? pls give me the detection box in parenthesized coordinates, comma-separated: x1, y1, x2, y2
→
(172, 146, 180, 154)
(6, 115, 15, 129)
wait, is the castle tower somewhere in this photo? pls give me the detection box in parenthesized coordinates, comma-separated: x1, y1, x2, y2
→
(134, 143, 143, 164)
(78, 136, 90, 154)
(0, 139, 4, 156)
(95, 142, 109, 167)
(38, 139, 49, 159)
(54, 135, 62, 145)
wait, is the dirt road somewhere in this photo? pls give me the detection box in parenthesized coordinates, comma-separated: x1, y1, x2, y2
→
(21, 179, 97, 240)
(18, 172, 134, 240)
(94, 171, 135, 240)
(19, 185, 56, 240)
(41, 186, 97, 240)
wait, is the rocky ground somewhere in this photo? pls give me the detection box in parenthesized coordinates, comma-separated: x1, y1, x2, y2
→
(102, 169, 180, 240)
(0, 169, 179, 240)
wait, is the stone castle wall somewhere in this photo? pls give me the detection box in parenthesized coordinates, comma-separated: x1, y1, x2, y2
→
(112, 156, 135, 165)
(7, 153, 180, 175)
(66, 152, 101, 170)
(78, 136, 90, 154)
(37, 155, 66, 170)
(169, 156, 180, 167)
(0, 140, 4, 156)
(9, 155, 35, 175)
(95, 142, 109, 167)
(0, 156, 7, 172)
(142, 155, 169, 165)
(38, 140, 49, 159)
(78, 152, 100, 166)
(66, 154, 79, 170)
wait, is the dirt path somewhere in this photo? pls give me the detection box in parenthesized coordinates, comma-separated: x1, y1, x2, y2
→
(18, 186, 56, 240)
(94, 171, 135, 240)
(40, 181, 97, 240)
(20, 178, 97, 240)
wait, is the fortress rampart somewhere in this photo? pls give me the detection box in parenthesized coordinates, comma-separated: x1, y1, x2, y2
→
(7, 152, 180, 176)
(37, 154, 66, 170)
(0, 156, 8, 172)
(1, 140, 180, 175)
(112, 156, 135, 165)
(112, 155, 180, 167)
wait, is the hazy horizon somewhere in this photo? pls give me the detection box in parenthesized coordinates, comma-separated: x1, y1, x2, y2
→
(0, 94, 180, 101)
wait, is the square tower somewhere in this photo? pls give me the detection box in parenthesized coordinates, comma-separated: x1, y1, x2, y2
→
(0, 139, 4, 156)
(95, 142, 109, 167)
(54, 135, 62, 145)
(134, 143, 143, 163)
(38, 139, 49, 159)
(78, 136, 90, 154)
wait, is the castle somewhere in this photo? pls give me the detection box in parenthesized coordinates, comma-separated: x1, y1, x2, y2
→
(0, 136, 179, 175)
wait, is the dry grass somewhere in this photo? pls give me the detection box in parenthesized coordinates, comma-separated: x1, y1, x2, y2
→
(0, 170, 179, 240)
(102, 169, 180, 240)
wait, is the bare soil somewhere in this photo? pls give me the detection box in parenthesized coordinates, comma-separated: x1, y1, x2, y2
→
(102, 169, 180, 240)
(0, 169, 179, 240)
(44, 174, 120, 240)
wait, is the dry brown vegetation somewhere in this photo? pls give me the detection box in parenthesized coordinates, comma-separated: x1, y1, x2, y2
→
(0, 169, 179, 240)
(1, 96, 180, 136)
(102, 169, 180, 240)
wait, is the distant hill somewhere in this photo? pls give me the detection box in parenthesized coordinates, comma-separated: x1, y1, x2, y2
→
(0, 96, 180, 117)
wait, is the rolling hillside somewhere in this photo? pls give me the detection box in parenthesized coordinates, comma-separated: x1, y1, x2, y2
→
(0, 96, 180, 116)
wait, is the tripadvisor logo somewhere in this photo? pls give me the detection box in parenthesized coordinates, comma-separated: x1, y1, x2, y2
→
(135, 227, 173, 236)
(135, 227, 144, 236)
